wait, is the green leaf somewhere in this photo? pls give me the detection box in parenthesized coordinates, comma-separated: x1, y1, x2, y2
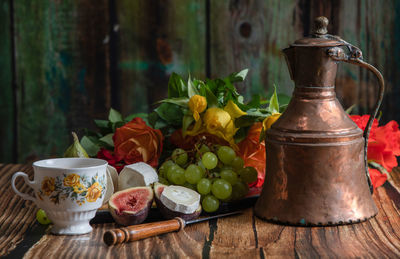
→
(187, 75, 200, 97)
(268, 85, 280, 114)
(205, 78, 218, 93)
(182, 114, 194, 135)
(159, 97, 189, 107)
(234, 127, 248, 143)
(154, 118, 169, 129)
(226, 69, 249, 83)
(345, 104, 356, 114)
(247, 95, 261, 109)
(80, 136, 100, 157)
(235, 115, 260, 128)
(168, 72, 187, 98)
(148, 112, 158, 128)
(99, 133, 114, 147)
(205, 87, 218, 107)
(108, 108, 123, 123)
(154, 103, 183, 126)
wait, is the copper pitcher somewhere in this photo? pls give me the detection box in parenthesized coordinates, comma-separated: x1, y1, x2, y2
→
(254, 17, 385, 226)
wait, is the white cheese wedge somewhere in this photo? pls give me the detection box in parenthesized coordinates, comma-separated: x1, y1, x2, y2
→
(160, 185, 200, 214)
(118, 162, 158, 191)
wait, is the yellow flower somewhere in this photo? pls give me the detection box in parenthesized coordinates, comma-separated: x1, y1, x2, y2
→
(63, 174, 81, 187)
(41, 177, 55, 196)
(223, 100, 246, 119)
(188, 95, 207, 121)
(73, 184, 86, 194)
(86, 182, 102, 202)
(186, 100, 246, 149)
(202, 107, 237, 147)
(263, 113, 281, 130)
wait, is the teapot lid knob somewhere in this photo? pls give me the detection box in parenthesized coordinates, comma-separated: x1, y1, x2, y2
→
(313, 16, 329, 36)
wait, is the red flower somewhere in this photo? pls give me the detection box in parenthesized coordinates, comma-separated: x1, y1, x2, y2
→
(237, 123, 266, 187)
(113, 118, 164, 167)
(96, 148, 125, 172)
(369, 168, 387, 190)
(350, 115, 400, 188)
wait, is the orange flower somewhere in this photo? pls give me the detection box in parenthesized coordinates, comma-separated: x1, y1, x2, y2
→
(237, 123, 266, 187)
(86, 182, 102, 202)
(113, 118, 164, 167)
(63, 174, 81, 187)
(41, 177, 55, 196)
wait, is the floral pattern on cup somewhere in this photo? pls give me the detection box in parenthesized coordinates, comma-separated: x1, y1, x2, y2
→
(37, 172, 106, 205)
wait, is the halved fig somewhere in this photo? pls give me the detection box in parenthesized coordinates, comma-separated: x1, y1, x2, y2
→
(154, 183, 201, 221)
(109, 186, 153, 226)
(118, 162, 158, 191)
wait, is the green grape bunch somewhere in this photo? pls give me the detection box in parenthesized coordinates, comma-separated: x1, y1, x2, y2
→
(157, 143, 258, 213)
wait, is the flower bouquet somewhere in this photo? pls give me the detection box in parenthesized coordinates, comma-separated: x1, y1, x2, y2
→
(80, 69, 287, 212)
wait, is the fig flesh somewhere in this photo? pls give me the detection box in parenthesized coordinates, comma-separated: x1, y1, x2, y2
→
(109, 186, 153, 226)
(118, 162, 158, 191)
(154, 183, 201, 221)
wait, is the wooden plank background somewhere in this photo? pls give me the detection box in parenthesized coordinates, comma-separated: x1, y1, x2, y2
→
(1, 0, 399, 163)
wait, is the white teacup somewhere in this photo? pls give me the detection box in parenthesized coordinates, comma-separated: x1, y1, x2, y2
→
(11, 158, 108, 235)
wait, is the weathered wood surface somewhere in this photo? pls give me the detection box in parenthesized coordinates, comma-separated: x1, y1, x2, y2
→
(2, 0, 400, 167)
(9, 0, 111, 163)
(0, 0, 14, 163)
(116, 0, 206, 115)
(1, 163, 400, 258)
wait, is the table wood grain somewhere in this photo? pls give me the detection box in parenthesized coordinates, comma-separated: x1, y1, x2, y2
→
(1, 163, 400, 258)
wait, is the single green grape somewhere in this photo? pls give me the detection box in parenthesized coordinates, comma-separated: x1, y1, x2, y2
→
(166, 164, 179, 182)
(211, 179, 232, 200)
(231, 156, 244, 170)
(202, 152, 218, 169)
(36, 209, 51, 225)
(220, 169, 238, 185)
(197, 161, 206, 174)
(169, 165, 186, 185)
(159, 160, 173, 177)
(196, 144, 210, 158)
(160, 160, 175, 177)
(230, 181, 249, 201)
(185, 164, 204, 184)
(239, 167, 258, 184)
(217, 146, 236, 165)
(172, 148, 188, 166)
(197, 178, 211, 195)
(202, 195, 220, 213)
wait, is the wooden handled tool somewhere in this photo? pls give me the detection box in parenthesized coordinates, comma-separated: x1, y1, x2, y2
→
(103, 211, 242, 246)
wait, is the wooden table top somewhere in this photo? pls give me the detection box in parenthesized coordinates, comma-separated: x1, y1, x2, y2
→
(2, 163, 400, 258)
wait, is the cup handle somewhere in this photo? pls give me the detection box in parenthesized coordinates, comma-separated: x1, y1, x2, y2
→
(327, 45, 385, 193)
(11, 172, 38, 202)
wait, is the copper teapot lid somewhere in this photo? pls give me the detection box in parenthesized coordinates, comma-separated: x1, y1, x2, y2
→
(290, 16, 344, 47)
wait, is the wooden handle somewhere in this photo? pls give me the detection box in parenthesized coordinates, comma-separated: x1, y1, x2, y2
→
(103, 217, 185, 246)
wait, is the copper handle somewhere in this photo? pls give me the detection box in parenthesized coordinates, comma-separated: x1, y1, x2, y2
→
(328, 46, 385, 193)
(103, 217, 185, 246)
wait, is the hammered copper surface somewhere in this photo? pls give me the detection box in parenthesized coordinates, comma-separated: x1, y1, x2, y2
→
(254, 17, 384, 225)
